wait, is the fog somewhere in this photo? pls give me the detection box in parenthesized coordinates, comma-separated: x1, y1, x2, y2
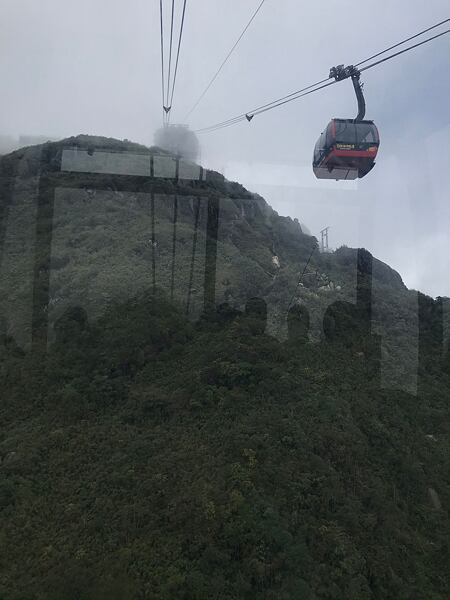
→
(0, 0, 449, 296)
(154, 124, 200, 161)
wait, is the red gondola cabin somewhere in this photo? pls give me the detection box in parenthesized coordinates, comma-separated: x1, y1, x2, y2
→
(313, 118, 380, 180)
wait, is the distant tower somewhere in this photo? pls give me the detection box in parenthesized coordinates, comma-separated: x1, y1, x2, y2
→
(320, 226, 330, 253)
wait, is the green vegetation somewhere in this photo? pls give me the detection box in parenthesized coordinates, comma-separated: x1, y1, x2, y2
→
(0, 137, 449, 599)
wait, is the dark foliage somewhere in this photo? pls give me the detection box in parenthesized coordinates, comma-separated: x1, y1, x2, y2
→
(0, 291, 449, 600)
(0, 137, 449, 600)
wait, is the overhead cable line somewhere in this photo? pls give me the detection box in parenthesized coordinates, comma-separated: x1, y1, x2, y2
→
(359, 27, 450, 73)
(165, 0, 176, 111)
(159, 0, 166, 124)
(355, 17, 450, 67)
(183, 0, 267, 120)
(195, 21, 450, 134)
(194, 76, 333, 132)
(195, 79, 337, 134)
(168, 0, 188, 118)
(247, 79, 337, 117)
(196, 117, 247, 134)
(196, 75, 332, 133)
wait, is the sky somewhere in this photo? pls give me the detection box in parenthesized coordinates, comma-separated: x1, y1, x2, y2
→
(0, 0, 449, 297)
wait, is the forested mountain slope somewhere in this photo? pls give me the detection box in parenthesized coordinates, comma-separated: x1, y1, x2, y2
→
(0, 137, 448, 600)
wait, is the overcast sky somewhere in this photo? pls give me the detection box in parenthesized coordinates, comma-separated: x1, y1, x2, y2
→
(1, 0, 449, 296)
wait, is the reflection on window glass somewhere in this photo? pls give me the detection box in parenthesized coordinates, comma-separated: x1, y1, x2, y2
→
(0, 3, 449, 600)
(335, 120, 356, 142)
(355, 122, 378, 143)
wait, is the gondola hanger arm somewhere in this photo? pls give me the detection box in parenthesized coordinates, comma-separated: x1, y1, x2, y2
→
(329, 64, 366, 121)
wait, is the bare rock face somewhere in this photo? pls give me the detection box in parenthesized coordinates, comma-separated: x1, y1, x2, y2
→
(272, 255, 280, 268)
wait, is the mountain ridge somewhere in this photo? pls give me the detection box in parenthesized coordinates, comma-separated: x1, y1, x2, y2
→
(0, 135, 448, 600)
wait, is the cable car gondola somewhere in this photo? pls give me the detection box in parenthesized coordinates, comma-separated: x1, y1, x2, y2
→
(313, 65, 380, 180)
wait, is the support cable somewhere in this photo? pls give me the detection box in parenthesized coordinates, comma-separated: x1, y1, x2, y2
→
(360, 27, 450, 74)
(355, 17, 450, 67)
(168, 0, 188, 119)
(194, 21, 450, 134)
(165, 0, 175, 113)
(159, 0, 166, 124)
(183, 0, 267, 120)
